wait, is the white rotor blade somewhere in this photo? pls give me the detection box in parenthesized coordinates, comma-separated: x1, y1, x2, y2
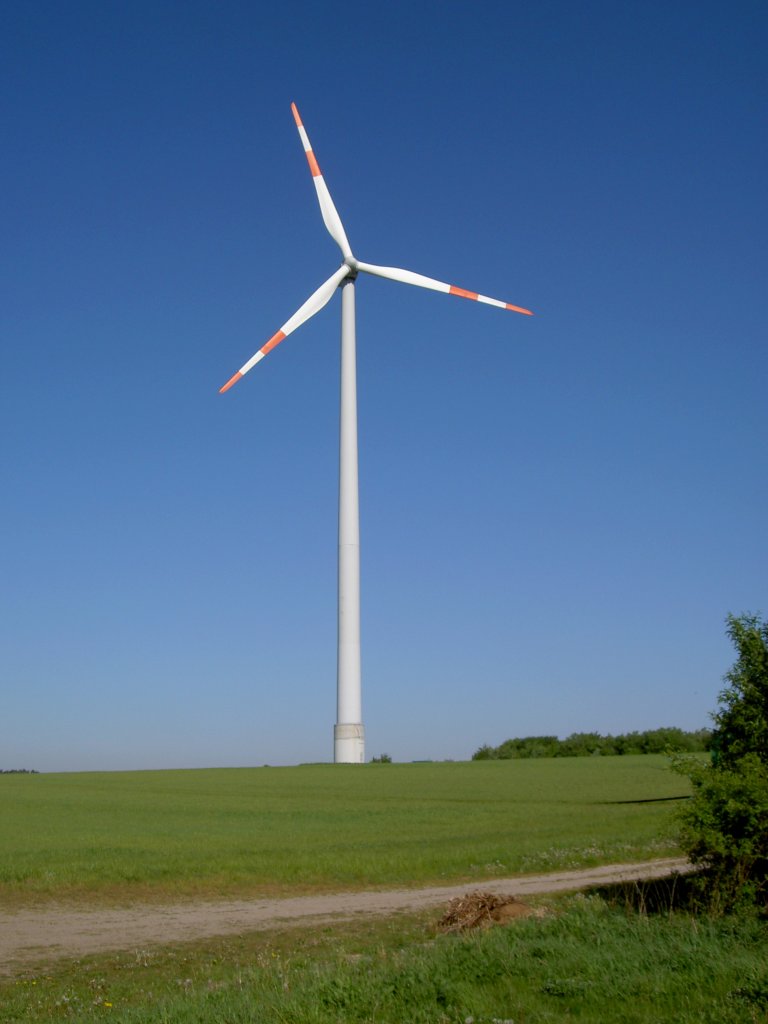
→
(291, 102, 353, 261)
(220, 265, 350, 393)
(355, 260, 533, 316)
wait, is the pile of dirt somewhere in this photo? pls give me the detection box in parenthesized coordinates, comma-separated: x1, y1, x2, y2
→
(437, 891, 542, 933)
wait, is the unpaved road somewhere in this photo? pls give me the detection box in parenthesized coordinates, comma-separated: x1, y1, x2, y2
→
(0, 858, 689, 975)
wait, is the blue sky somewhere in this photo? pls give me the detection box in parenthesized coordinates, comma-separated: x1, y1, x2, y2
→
(1, 0, 766, 772)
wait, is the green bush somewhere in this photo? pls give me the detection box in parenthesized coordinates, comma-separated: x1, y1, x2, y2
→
(674, 613, 768, 911)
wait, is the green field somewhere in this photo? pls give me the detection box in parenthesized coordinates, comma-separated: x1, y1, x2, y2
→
(0, 756, 688, 903)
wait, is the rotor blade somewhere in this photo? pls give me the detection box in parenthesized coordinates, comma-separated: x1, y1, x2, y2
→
(291, 102, 353, 261)
(355, 260, 533, 316)
(219, 265, 351, 393)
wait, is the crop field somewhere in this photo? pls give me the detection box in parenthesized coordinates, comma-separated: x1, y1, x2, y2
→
(0, 755, 689, 903)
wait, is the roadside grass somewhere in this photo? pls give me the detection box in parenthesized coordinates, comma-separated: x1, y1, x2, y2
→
(0, 757, 687, 903)
(3, 895, 766, 1023)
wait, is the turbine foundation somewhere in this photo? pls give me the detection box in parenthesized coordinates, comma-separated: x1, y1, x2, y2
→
(334, 723, 365, 763)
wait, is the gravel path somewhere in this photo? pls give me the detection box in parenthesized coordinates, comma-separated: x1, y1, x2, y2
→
(0, 857, 689, 975)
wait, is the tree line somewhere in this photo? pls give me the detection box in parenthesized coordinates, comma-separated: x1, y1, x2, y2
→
(473, 727, 712, 760)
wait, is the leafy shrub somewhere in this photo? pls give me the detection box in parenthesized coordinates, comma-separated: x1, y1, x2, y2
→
(673, 614, 768, 912)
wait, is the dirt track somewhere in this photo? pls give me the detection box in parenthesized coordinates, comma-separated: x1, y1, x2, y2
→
(0, 857, 689, 975)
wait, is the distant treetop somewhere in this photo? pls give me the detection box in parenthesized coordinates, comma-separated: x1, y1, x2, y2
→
(472, 728, 711, 760)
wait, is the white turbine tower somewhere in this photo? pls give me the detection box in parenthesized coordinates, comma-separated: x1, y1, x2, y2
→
(221, 103, 532, 764)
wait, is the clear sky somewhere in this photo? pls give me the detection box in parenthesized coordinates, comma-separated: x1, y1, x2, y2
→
(2, 1, 766, 772)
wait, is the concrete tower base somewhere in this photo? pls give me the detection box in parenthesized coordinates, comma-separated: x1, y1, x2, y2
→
(334, 723, 365, 764)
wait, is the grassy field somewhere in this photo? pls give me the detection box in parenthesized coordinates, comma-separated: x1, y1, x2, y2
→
(0, 756, 688, 902)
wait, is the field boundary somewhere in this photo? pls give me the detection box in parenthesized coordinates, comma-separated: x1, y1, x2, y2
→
(1, 857, 689, 975)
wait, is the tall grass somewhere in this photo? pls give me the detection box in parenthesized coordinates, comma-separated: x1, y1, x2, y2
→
(0, 757, 688, 901)
(3, 897, 766, 1023)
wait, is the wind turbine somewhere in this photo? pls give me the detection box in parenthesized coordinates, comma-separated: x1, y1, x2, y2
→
(220, 103, 532, 764)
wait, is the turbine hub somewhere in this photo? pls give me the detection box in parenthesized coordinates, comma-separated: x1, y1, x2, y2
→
(341, 257, 358, 283)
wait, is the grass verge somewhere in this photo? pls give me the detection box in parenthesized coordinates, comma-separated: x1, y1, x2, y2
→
(3, 894, 766, 1023)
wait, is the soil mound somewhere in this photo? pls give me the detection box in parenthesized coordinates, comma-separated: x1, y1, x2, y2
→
(437, 890, 542, 932)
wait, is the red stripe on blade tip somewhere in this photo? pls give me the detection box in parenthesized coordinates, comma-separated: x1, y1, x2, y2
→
(219, 371, 243, 394)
